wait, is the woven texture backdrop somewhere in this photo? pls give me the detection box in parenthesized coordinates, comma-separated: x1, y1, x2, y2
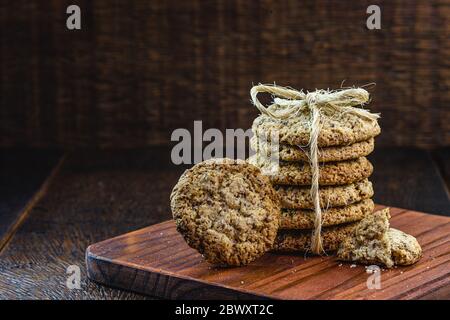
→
(1, 0, 449, 148)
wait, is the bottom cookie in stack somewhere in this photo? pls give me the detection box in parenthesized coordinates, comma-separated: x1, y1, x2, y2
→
(273, 199, 375, 253)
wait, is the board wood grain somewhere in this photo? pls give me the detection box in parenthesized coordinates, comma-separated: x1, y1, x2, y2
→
(86, 205, 450, 300)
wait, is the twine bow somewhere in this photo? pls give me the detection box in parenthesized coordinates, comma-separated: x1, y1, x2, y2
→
(250, 84, 379, 254)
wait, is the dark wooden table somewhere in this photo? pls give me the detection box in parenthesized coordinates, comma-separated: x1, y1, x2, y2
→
(0, 147, 448, 299)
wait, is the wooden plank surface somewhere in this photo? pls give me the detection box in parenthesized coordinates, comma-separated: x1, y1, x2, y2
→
(86, 206, 450, 300)
(0, 149, 63, 250)
(0, 148, 182, 299)
(0, 148, 448, 299)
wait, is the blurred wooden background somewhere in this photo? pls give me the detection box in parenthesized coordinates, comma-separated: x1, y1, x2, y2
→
(0, 1, 449, 300)
(0, 0, 449, 149)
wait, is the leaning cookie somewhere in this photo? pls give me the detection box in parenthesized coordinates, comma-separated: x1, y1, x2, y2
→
(252, 107, 380, 147)
(272, 222, 358, 253)
(248, 155, 373, 186)
(276, 179, 374, 209)
(170, 158, 280, 266)
(280, 199, 374, 230)
(251, 135, 375, 163)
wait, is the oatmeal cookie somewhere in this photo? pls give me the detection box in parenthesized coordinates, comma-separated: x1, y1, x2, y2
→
(337, 208, 422, 267)
(280, 199, 374, 230)
(389, 228, 422, 266)
(250, 136, 375, 162)
(273, 222, 358, 253)
(337, 208, 393, 267)
(276, 179, 373, 209)
(248, 156, 373, 186)
(170, 158, 280, 266)
(252, 108, 380, 147)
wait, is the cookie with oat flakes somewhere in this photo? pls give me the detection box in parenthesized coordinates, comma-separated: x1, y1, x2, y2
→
(170, 158, 280, 266)
(280, 199, 374, 230)
(250, 135, 375, 163)
(276, 179, 374, 209)
(252, 105, 381, 147)
(248, 155, 373, 186)
(337, 208, 422, 268)
(388, 228, 422, 266)
(337, 208, 394, 267)
(252, 106, 380, 147)
(273, 222, 358, 253)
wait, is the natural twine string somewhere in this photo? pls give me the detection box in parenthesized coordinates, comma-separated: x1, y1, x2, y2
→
(250, 84, 380, 254)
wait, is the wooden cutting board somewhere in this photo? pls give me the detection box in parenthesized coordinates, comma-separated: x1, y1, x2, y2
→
(86, 205, 450, 299)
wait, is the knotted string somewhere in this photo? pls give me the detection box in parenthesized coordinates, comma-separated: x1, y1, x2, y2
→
(250, 84, 380, 254)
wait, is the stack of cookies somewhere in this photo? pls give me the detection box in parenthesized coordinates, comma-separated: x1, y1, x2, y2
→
(249, 106, 381, 253)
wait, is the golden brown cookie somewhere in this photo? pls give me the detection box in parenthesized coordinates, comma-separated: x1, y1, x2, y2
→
(272, 222, 358, 253)
(248, 155, 373, 186)
(251, 136, 375, 163)
(252, 108, 380, 147)
(170, 158, 280, 266)
(389, 228, 422, 266)
(276, 179, 374, 209)
(337, 208, 422, 268)
(280, 199, 374, 230)
(337, 208, 394, 267)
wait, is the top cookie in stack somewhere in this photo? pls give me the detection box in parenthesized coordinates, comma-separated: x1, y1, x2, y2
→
(249, 107, 381, 253)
